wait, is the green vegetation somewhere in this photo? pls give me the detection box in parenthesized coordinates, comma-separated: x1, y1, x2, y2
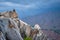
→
(24, 37, 32, 40)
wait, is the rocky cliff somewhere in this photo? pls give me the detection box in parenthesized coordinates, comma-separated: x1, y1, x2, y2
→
(0, 9, 49, 40)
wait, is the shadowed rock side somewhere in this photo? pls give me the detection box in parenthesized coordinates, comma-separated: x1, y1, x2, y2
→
(0, 9, 49, 40)
(0, 32, 6, 40)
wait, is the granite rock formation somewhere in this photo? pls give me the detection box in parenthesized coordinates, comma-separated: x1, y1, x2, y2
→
(0, 9, 49, 40)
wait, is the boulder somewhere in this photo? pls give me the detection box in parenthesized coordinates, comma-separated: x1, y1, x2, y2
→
(34, 24, 41, 30)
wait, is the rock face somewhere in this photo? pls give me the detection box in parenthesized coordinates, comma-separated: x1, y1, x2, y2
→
(0, 9, 49, 40)
(32, 24, 49, 40)
(0, 18, 23, 40)
(33, 30, 48, 40)
(20, 20, 32, 37)
(0, 32, 6, 40)
(0, 9, 23, 40)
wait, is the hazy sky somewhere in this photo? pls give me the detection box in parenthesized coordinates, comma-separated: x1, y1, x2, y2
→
(0, 0, 60, 19)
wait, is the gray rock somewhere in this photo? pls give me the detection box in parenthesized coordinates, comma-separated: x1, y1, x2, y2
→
(6, 28, 23, 40)
(33, 30, 50, 40)
(20, 20, 32, 37)
(32, 24, 50, 40)
(0, 32, 6, 40)
(0, 18, 23, 40)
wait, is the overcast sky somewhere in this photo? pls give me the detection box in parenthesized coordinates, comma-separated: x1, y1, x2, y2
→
(0, 0, 60, 19)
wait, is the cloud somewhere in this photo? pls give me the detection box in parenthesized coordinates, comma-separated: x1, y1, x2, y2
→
(0, 2, 36, 9)
(0, 0, 60, 10)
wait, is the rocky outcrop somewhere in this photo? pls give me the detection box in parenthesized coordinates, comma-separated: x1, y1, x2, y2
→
(0, 9, 49, 40)
(31, 24, 49, 40)
(0, 9, 23, 40)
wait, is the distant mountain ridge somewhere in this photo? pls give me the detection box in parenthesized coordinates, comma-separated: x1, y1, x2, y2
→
(21, 11, 60, 30)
